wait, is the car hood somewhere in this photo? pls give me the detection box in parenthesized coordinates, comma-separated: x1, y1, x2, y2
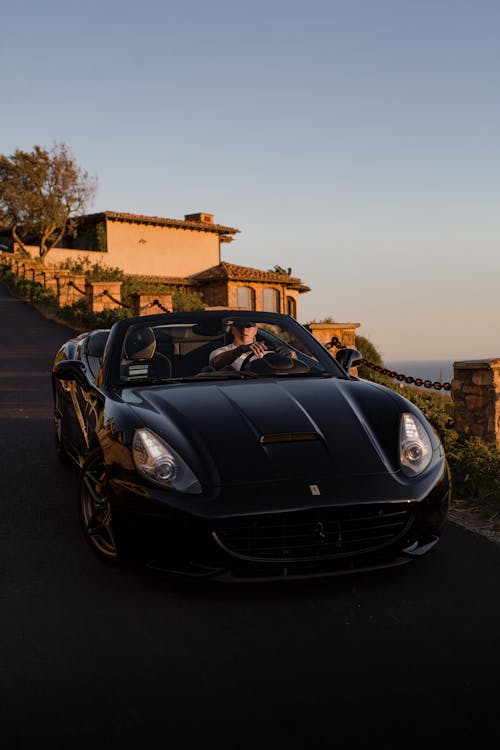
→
(126, 377, 413, 486)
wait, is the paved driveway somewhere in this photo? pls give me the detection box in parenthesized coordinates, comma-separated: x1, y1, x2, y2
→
(1, 281, 500, 749)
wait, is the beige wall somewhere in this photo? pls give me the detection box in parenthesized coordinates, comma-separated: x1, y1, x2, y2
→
(35, 219, 221, 276)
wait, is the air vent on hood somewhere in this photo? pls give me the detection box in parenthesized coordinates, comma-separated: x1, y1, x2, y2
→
(260, 432, 320, 445)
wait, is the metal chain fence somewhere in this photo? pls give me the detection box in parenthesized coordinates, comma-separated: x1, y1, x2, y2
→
(64, 283, 173, 314)
(326, 336, 452, 392)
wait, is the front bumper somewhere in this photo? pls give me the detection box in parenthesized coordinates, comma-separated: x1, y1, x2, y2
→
(110, 469, 450, 581)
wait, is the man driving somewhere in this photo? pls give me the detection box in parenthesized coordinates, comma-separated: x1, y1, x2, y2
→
(209, 319, 295, 371)
(209, 321, 266, 370)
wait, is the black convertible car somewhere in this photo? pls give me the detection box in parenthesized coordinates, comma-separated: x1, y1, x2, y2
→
(52, 309, 450, 580)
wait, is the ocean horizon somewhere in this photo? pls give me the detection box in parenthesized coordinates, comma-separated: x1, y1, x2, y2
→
(384, 359, 454, 386)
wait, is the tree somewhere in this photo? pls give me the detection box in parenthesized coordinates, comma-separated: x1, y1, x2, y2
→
(268, 264, 292, 275)
(0, 142, 97, 262)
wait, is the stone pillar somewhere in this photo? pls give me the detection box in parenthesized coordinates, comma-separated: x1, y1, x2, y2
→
(57, 274, 87, 306)
(53, 271, 70, 305)
(129, 292, 173, 317)
(307, 322, 362, 375)
(27, 263, 45, 282)
(85, 281, 124, 312)
(307, 322, 361, 352)
(6, 254, 20, 269)
(43, 269, 60, 295)
(37, 266, 56, 286)
(23, 260, 39, 278)
(452, 359, 500, 448)
(33, 266, 49, 285)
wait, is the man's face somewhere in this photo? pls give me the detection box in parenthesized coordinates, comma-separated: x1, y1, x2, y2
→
(232, 324, 257, 346)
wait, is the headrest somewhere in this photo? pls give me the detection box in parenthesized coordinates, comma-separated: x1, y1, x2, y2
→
(123, 326, 156, 360)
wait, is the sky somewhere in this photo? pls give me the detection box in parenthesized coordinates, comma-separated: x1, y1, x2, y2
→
(2, 0, 499, 361)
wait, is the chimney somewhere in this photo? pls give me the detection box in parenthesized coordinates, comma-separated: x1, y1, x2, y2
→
(184, 212, 214, 225)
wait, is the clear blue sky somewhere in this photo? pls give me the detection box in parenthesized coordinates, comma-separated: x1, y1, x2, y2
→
(2, 0, 499, 360)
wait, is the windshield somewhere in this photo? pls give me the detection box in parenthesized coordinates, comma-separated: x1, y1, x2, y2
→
(111, 312, 344, 385)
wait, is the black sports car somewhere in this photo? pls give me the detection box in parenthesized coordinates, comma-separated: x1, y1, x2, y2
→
(52, 309, 450, 580)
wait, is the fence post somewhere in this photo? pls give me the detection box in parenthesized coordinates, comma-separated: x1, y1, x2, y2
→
(57, 274, 86, 306)
(452, 359, 500, 448)
(33, 266, 48, 285)
(52, 270, 70, 306)
(85, 281, 124, 312)
(307, 322, 361, 375)
(307, 322, 360, 352)
(42, 268, 60, 294)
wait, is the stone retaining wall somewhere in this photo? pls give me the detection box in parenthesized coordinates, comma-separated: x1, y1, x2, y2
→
(452, 359, 500, 448)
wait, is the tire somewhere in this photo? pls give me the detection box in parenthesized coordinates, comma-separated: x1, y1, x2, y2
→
(78, 448, 121, 565)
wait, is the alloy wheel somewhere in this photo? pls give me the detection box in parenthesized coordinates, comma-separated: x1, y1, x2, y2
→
(79, 449, 118, 562)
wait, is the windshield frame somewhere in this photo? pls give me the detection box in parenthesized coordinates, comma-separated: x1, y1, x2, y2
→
(99, 310, 347, 389)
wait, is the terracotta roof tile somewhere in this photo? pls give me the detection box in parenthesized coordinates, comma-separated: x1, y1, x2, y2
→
(82, 211, 239, 236)
(128, 274, 195, 286)
(189, 262, 310, 292)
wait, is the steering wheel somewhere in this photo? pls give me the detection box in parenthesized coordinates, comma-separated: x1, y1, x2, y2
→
(239, 347, 272, 370)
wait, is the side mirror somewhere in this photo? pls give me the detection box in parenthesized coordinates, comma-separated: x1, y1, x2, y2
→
(336, 348, 363, 374)
(53, 360, 90, 390)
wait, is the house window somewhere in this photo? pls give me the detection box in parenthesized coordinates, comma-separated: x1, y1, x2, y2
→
(262, 287, 279, 312)
(236, 286, 255, 310)
(286, 296, 297, 318)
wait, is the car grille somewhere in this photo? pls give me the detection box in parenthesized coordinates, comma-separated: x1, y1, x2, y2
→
(213, 504, 413, 563)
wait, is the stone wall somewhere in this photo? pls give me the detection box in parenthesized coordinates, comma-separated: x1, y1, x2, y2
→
(306, 322, 360, 351)
(452, 359, 500, 448)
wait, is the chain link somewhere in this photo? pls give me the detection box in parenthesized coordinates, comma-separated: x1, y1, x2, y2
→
(65, 284, 171, 314)
(150, 298, 171, 313)
(101, 290, 130, 308)
(326, 336, 452, 392)
(67, 280, 87, 295)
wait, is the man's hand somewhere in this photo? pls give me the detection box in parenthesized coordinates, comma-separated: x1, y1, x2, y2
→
(248, 341, 267, 358)
(275, 345, 296, 359)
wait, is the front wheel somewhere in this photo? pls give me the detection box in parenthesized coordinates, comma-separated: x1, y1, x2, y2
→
(78, 448, 120, 564)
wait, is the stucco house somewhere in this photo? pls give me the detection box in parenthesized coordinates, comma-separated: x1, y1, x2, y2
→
(1, 210, 310, 316)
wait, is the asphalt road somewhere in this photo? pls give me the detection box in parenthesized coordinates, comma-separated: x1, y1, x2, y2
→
(1, 280, 500, 749)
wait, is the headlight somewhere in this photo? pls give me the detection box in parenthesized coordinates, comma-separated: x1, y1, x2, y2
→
(132, 428, 202, 494)
(399, 413, 433, 476)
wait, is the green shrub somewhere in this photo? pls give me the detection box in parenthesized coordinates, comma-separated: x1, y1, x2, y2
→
(355, 334, 394, 386)
(57, 298, 129, 328)
(59, 256, 125, 281)
(444, 434, 500, 501)
(172, 289, 205, 311)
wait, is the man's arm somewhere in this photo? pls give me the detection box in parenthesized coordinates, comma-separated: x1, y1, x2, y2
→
(210, 341, 268, 370)
(210, 346, 245, 370)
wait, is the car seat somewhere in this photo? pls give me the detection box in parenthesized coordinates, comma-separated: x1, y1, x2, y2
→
(121, 325, 172, 380)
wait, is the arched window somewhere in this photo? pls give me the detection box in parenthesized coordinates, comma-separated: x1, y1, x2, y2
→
(236, 286, 255, 310)
(262, 287, 279, 312)
(286, 296, 297, 318)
